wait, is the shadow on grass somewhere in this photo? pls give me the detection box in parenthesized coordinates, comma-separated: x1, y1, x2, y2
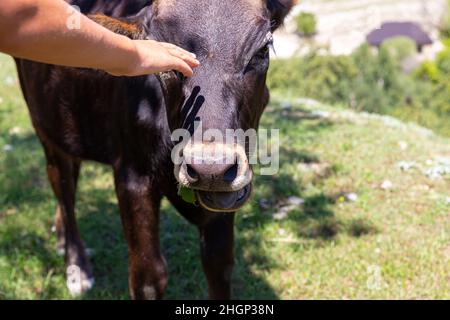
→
(0, 105, 377, 299)
(0, 133, 279, 299)
(0, 227, 62, 299)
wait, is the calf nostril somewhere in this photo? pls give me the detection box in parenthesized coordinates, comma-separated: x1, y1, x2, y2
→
(223, 163, 238, 183)
(186, 164, 199, 180)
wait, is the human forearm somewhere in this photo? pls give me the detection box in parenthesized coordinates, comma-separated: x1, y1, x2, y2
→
(0, 0, 199, 76)
(0, 0, 140, 73)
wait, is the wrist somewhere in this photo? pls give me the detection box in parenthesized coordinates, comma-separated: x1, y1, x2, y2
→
(103, 36, 140, 76)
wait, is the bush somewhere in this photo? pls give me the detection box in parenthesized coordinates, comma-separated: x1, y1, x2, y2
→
(439, 0, 450, 38)
(267, 52, 357, 103)
(267, 41, 450, 137)
(380, 36, 417, 65)
(295, 12, 317, 37)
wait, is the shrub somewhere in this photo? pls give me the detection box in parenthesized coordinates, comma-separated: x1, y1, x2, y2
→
(267, 42, 450, 136)
(439, 0, 450, 38)
(295, 12, 317, 37)
(380, 36, 417, 64)
(267, 52, 357, 103)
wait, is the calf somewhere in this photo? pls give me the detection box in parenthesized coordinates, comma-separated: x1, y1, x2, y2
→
(15, 0, 294, 299)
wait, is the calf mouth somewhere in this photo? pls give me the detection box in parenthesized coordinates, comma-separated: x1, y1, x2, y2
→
(196, 184, 252, 213)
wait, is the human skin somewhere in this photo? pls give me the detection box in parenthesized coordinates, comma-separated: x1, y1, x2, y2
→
(0, 0, 200, 77)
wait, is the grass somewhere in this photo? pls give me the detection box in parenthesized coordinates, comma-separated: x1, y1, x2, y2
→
(0, 53, 449, 299)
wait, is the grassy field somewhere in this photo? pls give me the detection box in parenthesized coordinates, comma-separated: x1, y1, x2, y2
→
(0, 54, 449, 299)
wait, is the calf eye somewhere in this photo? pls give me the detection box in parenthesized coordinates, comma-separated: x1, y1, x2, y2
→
(244, 45, 270, 74)
(254, 45, 270, 60)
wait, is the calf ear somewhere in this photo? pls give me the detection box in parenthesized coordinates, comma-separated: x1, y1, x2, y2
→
(267, 0, 297, 31)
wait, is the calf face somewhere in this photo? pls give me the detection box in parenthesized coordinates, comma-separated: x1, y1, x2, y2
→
(151, 0, 294, 212)
(100, 0, 294, 212)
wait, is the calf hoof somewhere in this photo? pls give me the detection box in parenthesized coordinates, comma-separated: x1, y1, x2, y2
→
(66, 264, 95, 296)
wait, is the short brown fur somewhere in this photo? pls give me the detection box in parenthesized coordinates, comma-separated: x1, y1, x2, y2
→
(89, 14, 146, 39)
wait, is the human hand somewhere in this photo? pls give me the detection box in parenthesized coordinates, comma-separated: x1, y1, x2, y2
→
(106, 39, 200, 77)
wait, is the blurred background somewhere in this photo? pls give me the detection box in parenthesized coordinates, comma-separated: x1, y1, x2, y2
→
(0, 0, 449, 299)
(270, 0, 450, 136)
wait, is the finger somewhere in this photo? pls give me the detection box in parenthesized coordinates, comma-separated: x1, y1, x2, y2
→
(168, 49, 200, 67)
(170, 58, 194, 77)
(161, 42, 196, 58)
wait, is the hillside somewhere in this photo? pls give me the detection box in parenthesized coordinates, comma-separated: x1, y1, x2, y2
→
(273, 0, 446, 57)
(0, 54, 449, 299)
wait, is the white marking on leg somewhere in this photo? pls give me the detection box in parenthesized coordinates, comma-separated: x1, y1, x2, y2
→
(66, 264, 95, 296)
(66, 265, 82, 296)
(143, 285, 156, 300)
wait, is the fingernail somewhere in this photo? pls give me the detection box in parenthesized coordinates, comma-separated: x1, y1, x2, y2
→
(190, 52, 197, 58)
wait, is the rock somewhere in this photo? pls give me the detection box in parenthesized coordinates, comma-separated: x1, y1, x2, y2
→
(4, 76, 15, 86)
(310, 110, 330, 119)
(297, 162, 332, 177)
(397, 161, 415, 171)
(345, 193, 358, 202)
(258, 198, 271, 210)
(287, 196, 305, 206)
(380, 180, 393, 190)
(273, 207, 290, 220)
(9, 127, 22, 135)
(2, 144, 13, 152)
(398, 141, 408, 150)
(425, 166, 450, 180)
(281, 101, 292, 110)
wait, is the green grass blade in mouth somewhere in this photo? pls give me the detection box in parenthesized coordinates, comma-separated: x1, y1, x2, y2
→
(178, 186, 196, 204)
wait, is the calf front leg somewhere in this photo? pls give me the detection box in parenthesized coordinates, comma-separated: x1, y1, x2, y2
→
(199, 213, 235, 300)
(43, 146, 93, 296)
(114, 166, 167, 300)
(167, 191, 235, 300)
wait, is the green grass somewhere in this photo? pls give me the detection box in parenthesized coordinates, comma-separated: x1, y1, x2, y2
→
(1, 54, 449, 299)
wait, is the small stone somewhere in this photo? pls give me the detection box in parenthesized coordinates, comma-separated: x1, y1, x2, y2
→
(398, 141, 408, 150)
(414, 184, 430, 191)
(273, 207, 290, 220)
(2, 144, 13, 152)
(311, 110, 330, 119)
(380, 180, 393, 190)
(397, 161, 415, 171)
(281, 102, 292, 110)
(425, 166, 450, 180)
(287, 196, 305, 206)
(9, 126, 22, 135)
(258, 198, 271, 210)
(345, 193, 358, 202)
(4, 76, 15, 86)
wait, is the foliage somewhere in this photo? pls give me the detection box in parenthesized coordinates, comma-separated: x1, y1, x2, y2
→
(380, 36, 417, 65)
(268, 41, 450, 136)
(268, 53, 357, 104)
(295, 12, 317, 37)
(439, 0, 450, 38)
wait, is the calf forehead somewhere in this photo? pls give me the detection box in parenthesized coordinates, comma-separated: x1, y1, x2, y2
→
(154, 0, 269, 55)
(155, 0, 267, 29)
(156, 0, 264, 15)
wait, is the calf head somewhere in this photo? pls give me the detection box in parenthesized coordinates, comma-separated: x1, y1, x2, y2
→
(92, 0, 295, 212)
